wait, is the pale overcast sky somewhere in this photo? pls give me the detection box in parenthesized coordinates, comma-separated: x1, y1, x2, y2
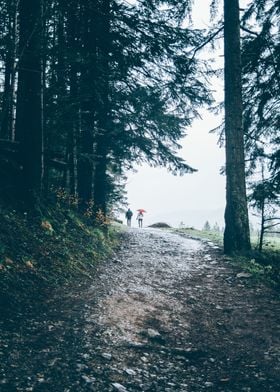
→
(123, 0, 229, 229)
(125, 111, 225, 229)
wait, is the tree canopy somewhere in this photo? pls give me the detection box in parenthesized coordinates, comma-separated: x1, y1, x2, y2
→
(0, 0, 278, 253)
(0, 0, 212, 215)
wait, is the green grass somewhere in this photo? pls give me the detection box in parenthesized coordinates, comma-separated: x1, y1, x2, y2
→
(251, 235, 280, 251)
(174, 227, 223, 246)
(0, 203, 120, 310)
(175, 227, 280, 288)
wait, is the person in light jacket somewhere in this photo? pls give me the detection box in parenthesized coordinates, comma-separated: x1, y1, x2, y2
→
(136, 212, 144, 228)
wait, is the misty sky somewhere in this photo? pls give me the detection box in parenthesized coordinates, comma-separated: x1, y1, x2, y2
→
(123, 0, 229, 229)
(125, 111, 225, 229)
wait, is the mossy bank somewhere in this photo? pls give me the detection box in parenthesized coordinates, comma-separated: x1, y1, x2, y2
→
(0, 203, 120, 315)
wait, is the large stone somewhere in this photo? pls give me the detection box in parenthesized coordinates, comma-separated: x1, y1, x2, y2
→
(112, 382, 128, 392)
(147, 328, 161, 338)
(236, 272, 252, 279)
(125, 368, 136, 376)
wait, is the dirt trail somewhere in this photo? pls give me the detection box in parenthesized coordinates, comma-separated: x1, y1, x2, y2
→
(1, 228, 280, 391)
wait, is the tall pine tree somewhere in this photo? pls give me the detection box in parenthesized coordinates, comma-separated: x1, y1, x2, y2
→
(223, 0, 251, 253)
(15, 0, 44, 207)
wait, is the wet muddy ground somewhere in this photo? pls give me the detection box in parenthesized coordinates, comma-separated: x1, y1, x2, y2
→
(1, 228, 280, 391)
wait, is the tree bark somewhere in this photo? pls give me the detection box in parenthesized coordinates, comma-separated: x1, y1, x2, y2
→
(67, 1, 79, 197)
(223, 0, 251, 253)
(258, 202, 265, 252)
(68, 66, 78, 197)
(15, 0, 44, 207)
(76, 0, 96, 211)
(0, 0, 18, 140)
(92, 0, 111, 219)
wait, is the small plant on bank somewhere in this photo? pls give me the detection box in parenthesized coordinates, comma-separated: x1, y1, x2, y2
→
(175, 225, 279, 288)
(0, 200, 120, 311)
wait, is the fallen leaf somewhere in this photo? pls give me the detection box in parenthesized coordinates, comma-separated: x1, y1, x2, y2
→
(26, 260, 34, 269)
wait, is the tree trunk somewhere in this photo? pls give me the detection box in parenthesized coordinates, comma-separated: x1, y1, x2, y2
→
(41, 0, 48, 196)
(223, 0, 251, 253)
(76, 108, 94, 211)
(15, 0, 44, 207)
(258, 162, 266, 252)
(76, 1, 96, 211)
(0, 0, 18, 140)
(67, 1, 79, 197)
(258, 201, 265, 252)
(93, 134, 108, 218)
(68, 66, 78, 197)
(92, 0, 111, 219)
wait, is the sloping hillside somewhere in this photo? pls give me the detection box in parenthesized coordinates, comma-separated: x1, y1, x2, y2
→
(0, 203, 117, 314)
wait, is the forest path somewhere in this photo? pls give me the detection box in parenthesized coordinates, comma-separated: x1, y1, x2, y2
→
(1, 228, 280, 391)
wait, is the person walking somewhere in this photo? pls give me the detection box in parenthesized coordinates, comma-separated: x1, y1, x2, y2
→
(125, 208, 133, 227)
(136, 211, 144, 228)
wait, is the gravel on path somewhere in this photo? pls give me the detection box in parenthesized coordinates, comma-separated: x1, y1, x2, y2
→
(1, 228, 279, 391)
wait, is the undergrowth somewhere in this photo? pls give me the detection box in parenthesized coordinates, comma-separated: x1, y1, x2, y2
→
(0, 202, 119, 314)
(234, 250, 280, 289)
(175, 227, 280, 289)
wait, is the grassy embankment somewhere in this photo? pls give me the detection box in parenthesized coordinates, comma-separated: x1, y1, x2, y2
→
(0, 202, 119, 313)
(175, 227, 280, 288)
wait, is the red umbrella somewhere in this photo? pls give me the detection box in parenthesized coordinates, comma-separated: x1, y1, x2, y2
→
(137, 208, 147, 213)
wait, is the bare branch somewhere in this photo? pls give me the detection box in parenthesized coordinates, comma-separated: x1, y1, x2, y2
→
(240, 25, 259, 36)
(190, 26, 224, 60)
(264, 222, 280, 230)
(264, 217, 280, 222)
